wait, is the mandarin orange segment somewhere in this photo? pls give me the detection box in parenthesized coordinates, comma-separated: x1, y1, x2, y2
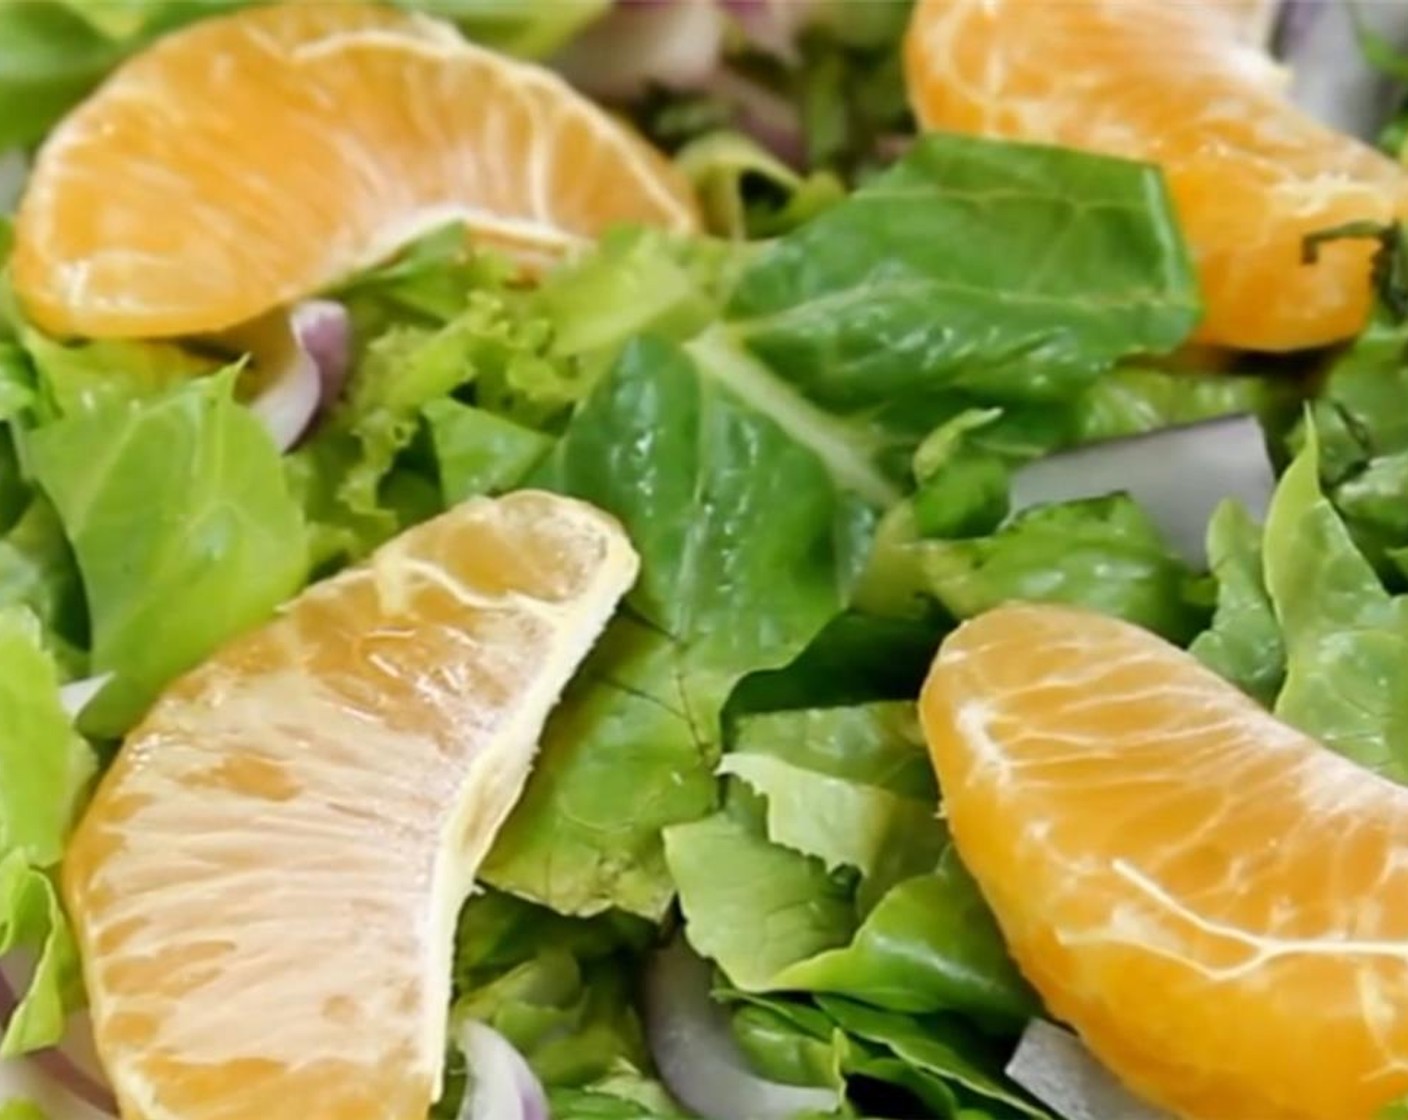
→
(920, 603, 1408, 1120)
(12, 2, 699, 341)
(62, 491, 639, 1120)
(904, 0, 1408, 352)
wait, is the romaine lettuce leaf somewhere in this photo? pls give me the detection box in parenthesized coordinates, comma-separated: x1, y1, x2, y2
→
(21, 330, 221, 418)
(423, 398, 553, 505)
(726, 134, 1201, 454)
(0, 498, 84, 671)
(816, 997, 1052, 1119)
(25, 371, 307, 736)
(482, 336, 867, 918)
(1190, 500, 1285, 706)
(0, 608, 92, 1054)
(1263, 425, 1408, 778)
(911, 496, 1212, 643)
(665, 809, 857, 990)
(772, 849, 1037, 1025)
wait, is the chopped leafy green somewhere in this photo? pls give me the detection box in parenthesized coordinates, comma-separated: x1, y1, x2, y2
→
(484, 336, 867, 918)
(21, 331, 224, 418)
(0, 498, 84, 665)
(818, 997, 1051, 1119)
(0, 1100, 49, 1120)
(0, 609, 90, 867)
(1263, 425, 1408, 778)
(912, 496, 1212, 644)
(26, 372, 308, 736)
(1190, 500, 1285, 707)
(0, 608, 90, 1054)
(720, 751, 942, 884)
(728, 134, 1201, 450)
(666, 810, 856, 990)
(0, 0, 124, 150)
(423, 398, 553, 505)
(773, 850, 1038, 1025)
(675, 131, 846, 239)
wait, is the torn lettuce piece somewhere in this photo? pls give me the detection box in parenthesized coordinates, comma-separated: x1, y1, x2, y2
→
(414, 0, 609, 58)
(1190, 500, 1285, 707)
(0, 498, 85, 672)
(20, 330, 223, 418)
(771, 849, 1038, 1026)
(1263, 424, 1408, 779)
(483, 336, 864, 918)
(0, 609, 92, 1055)
(726, 134, 1201, 456)
(665, 809, 857, 991)
(908, 496, 1213, 644)
(25, 371, 308, 736)
(423, 398, 553, 506)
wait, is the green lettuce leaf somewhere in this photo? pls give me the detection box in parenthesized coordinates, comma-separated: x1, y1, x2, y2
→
(772, 849, 1037, 1026)
(666, 810, 857, 990)
(423, 398, 553, 505)
(0, 0, 123, 150)
(0, 609, 92, 1054)
(911, 495, 1212, 643)
(1190, 500, 1285, 706)
(1263, 425, 1408, 778)
(817, 997, 1052, 1119)
(726, 134, 1201, 452)
(483, 336, 866, 918)
(20, 331, 222, 418)
(25, 371, 307, 736)
(0, 1100, 49, 1120)
(674, 131, 846, 240)
(0, 499, 84, 675)
(0, 344, 35, 424)
(0, 429, 26, 533)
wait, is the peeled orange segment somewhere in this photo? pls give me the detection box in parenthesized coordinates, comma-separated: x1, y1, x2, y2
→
(62, 491, 638, 1120)
(921, 603, 1408, 1120)
(904, 0, 1408, 352)
(12, 3, 699, 341)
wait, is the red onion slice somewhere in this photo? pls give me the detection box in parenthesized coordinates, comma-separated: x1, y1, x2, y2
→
(236, 300, 351, 453)
(454, 1020, 548, 1120)
(643, 939, 837, 1120)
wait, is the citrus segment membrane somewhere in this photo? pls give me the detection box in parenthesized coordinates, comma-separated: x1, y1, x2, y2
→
(13, 3, 699, 339)
(62, 491, 638, 1120)
(922, 603, 1408, 1120)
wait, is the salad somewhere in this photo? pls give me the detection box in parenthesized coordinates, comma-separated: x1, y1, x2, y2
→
(2, 1, 1408, 1119)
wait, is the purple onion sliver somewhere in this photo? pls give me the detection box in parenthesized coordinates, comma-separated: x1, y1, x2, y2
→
(291, 299, 353, 416)
(454, 1020, 549, 1120)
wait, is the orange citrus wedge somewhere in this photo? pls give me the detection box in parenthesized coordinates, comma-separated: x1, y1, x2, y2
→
(12, 2, 699, 341)
(921, 603, 1408, 1120)
(62, 491, 638, 1120)
(904, 0, 1408, 352)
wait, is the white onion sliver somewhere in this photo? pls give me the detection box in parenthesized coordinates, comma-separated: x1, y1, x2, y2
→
(1009, 414, 1275, 568)
(1007, 1020, 1175, 1120)
(58, 674, 114, 721)
(243, 315, 322, 454)
(643, 939, 838, 1120)
(453, 1020, 548, 1120)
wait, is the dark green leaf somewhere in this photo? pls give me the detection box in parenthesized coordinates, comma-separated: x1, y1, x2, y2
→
(774, 849, 1038, 1025)
(1190, 500, 1285, 706)
(728, 134, 1200, 446)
